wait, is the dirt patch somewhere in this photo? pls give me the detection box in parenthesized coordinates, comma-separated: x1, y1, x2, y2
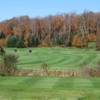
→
(14, 69, 80, 77)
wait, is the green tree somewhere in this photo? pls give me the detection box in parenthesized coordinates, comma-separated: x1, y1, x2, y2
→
(30, 35, 39, 47)
(16, 35, 25, 48)
(6, 35, 18, 47)
(0, 31, 5, 39)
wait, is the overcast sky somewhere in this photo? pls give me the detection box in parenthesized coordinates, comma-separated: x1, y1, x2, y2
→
(0, 0, 99, 21)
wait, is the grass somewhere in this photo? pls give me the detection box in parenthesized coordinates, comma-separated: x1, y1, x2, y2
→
(0, 76, 100, 100)
(5, 47, 100, 70)
(0, 47, 100, 100)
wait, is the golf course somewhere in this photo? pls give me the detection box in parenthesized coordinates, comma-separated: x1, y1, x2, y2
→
(0, 76, 100, 100)
(6, 47, 100, 70)
(0, 0, 100, 99)
(0, 47, 100, 100)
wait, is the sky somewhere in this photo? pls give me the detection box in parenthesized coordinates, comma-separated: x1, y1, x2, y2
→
(0, 0, 100, 21)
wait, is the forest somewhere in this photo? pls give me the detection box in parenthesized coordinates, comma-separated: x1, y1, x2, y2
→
(0, 11, 99, 48)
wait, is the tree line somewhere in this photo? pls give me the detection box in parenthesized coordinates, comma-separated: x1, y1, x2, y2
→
(0, 11, 99, 48)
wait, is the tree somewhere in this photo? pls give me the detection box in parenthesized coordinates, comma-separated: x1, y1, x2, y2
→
(0, 31, 6, 47)
(66, 14, 72, 46)
(16, 35, 25, 48)
(0, 11, 98, 48)
(76, 14, 88, 47)
(6, 35, 18, 47)
(0, 31, 5, 39)
(96, 14, 100, 50)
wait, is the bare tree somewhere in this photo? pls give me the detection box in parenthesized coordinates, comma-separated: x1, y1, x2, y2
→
(96, 15, 100, 50)
(77, 14, 88, 47)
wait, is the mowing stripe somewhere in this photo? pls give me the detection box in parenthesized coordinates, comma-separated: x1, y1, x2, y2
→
(0, 77, 27, 86)
(90, 78, 100, 89)
(53, 77, 74, 90)
(33, 77, 59, 89)
(73, 78, 93, 90)
(17, 77, 42, 90)
(5, 48, 100, 70)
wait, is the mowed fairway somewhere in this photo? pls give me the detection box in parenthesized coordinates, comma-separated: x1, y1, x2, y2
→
(6, 47, 100, 70)
(0, 47, 100, 100)
(0, 76, 100, 100)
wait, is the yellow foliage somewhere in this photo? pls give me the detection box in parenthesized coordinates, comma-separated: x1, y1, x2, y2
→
(72, 34, 88, 48)
(0, 39, 6, 47)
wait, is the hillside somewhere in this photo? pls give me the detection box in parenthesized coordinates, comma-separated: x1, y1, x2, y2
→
(0, 11, 98, 48)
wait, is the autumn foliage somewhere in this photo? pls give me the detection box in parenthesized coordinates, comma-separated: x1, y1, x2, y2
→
(87, 34, 96, 42)
(72, 34, 88, 47)
(0, 11, 98, 48)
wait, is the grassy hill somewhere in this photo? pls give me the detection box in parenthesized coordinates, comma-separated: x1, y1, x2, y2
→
(0, 47, 100, 100)
(5, 47, 100, 70)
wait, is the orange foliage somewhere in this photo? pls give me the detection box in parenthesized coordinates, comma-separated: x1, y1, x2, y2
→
(87, 34, 96, 42)
(0, 11, 98, 47)
(39, 35, 51, 47)
(0, 39, 6, 47)
(72, 34, 88, 47)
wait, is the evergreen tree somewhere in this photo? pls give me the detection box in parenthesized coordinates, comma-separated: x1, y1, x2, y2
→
(6, 35, 17, 47)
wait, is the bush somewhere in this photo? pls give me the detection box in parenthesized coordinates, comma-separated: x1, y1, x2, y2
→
(81, 63, 100, 77)
(0, 54, 18, 76)
(41, 63, 49, 75)
(0, 47, 5, 56)
(14, 49, 17, 52)
(29, 49, 32, 53)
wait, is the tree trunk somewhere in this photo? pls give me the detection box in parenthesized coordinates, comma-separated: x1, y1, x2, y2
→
(96, 18, 100, 50)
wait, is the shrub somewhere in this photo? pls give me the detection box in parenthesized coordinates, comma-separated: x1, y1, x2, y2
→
(14, 49, 17, 52)
(81, 63, 100, 77)
(0, 54, 18, 76)
(0, 47, 5, 56)
(41, 63, 49, 75)
(29, 49, 32, 53)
